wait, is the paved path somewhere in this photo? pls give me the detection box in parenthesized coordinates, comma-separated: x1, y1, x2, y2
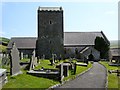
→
(58, 62, 107, 88)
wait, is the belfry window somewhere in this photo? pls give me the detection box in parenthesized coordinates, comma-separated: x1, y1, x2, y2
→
(49, 20, 52, 24)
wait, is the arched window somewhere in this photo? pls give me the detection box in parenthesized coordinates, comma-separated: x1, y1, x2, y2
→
(49, 20, 52, 24)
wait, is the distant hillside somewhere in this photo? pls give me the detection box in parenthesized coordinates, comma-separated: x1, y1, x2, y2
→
(0, 37, 10, 44)
(110, 40, 120, 48)
(0, 37, 10, 53)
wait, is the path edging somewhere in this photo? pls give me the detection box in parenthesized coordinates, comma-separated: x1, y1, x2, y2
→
(47, 63, 93, 89)
(99, 62, 108, 88)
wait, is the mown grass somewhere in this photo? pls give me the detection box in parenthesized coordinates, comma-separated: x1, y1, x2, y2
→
(2, 59, 92, 89)
(35, 59, 57, 69)
(3, 71, 59, 89)
(3, 59, 60, 89)
(63, 62, 92, 81)
(20, 58, 30, 62)
(100, 61, 119, 88)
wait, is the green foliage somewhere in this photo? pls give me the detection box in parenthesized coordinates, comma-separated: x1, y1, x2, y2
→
(100, 61, 119, 88)
(20, 58, 30, 62)
(3, 71, 59, 88)
(35, 59, 56, 69)
(0, 37, 10, 43)
(94, 36, 110, 59)
(0, 45, 7, 53)
(0, 37, 10, 53)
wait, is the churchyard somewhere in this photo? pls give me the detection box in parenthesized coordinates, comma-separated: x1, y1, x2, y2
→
(100, 61, 120, 88)
(0, 44, 92, 89)
(0, 38, 119, 89)
(1, 6, 119, 89)
(1, 43, 119, 89)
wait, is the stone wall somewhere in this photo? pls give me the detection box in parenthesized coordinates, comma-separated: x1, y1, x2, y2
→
(36, 8, 64, 59)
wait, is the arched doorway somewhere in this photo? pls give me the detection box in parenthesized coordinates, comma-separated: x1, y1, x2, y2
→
(88, 53, 94, 61)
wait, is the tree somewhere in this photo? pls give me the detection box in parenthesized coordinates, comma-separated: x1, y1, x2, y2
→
(94, 36, 110, 59)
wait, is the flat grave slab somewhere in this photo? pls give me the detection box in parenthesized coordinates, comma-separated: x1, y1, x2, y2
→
(27, 70, 59, 75)
(76, 62, 87, 66)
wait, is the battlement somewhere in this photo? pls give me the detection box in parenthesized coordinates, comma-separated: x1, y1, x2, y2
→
(38, 7, 63, 11)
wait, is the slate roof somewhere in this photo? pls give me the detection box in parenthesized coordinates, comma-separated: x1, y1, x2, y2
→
(7, 37, 37, 49)
(64, 31, 109, 46)
(7, 31, 109, 49)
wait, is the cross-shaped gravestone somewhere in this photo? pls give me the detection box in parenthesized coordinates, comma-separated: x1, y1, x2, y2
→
(9, 42, 21, 76)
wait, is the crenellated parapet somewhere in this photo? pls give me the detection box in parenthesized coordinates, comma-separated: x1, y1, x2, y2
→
(38, 7, 63, 12)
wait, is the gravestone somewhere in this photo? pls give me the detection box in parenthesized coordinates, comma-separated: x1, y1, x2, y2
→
(37, 56, 40, 64)
(59, 63, 64, 82)
(59, 54, 62, 62)
(9, 43, 21, 76)
(2, 57, 9, 66)
(29, 50, 38, 70)
(63, 66, 69, 77)
(42, 54, 45, 60)
(63, 63, 69, 77)
(52, 54, 56, 64)
(69, 58, 72, 63)
(20, 52, 23, 60)
(73, 62, 77, 74)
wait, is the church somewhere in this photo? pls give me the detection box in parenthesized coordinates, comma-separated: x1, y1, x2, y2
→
(7, 7, 110, 61)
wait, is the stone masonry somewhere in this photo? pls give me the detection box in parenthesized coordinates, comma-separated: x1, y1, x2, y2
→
(36, 7, 64, 59)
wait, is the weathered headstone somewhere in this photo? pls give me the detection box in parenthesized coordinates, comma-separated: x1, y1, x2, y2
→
(73, 62, 77, 75)
(29, 57, 33, 71)
(59, 63, 64, 82)
(2, 57, 9, 66)
(20, 52, 23, 60)
(42, 54, 45, 59)
(59, 54, 62, 62)
(9, 43, 21, 76)
(52, 54, 56, 64)
(29, 50, 38, 70)
(69, 58, 72, 63)
(63, 63, 69, 77)
(37, 56, 40, 64)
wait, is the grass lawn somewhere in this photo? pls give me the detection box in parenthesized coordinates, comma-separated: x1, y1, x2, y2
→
(63, 62, 92, 81)
(100, 61, 120, 88)
(20, 58, 30, 62)
(3, 71, 59, 89)
(35, 59, 57, 69)
(2, 59, 92, 89)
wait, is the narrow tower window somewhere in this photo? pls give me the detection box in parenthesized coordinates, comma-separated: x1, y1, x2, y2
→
(49, 20, 52, 24)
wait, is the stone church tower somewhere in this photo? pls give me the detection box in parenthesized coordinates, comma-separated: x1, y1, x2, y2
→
(36, 7, 64, 59)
